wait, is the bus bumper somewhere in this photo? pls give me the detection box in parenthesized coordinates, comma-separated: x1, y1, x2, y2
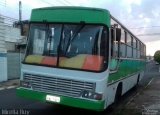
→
(16, 87, 105, 111)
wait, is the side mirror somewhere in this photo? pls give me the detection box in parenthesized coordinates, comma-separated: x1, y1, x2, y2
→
(116, 28, 121, 42)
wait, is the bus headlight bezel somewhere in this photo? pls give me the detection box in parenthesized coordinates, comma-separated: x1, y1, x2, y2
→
(81, 90, 103, 100)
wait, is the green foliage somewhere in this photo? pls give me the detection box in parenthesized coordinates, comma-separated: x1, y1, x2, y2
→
(154, 50, 160, 64)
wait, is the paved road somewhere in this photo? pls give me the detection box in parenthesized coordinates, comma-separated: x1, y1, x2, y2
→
(0, 61, 159, 115)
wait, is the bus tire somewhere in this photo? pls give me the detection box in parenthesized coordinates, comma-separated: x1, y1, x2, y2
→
(114, 82, 122, 103)
(136, 74, 140, 86)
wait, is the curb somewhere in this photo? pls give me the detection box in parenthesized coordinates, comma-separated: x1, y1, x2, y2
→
(0, 85, 18, 91)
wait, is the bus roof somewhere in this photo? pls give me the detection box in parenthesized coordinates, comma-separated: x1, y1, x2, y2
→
(30, 6, 110, 26)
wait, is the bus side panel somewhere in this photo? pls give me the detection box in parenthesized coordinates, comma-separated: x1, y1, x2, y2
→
(105, 81, 119, 107)
(106, 70, 144, 107)
(122, 70, 144, 95)
(106, 59, 145, 107)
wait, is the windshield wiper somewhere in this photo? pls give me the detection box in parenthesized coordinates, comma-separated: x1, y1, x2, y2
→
(57, 24, 64, 66)
(65, 24, 85, 55)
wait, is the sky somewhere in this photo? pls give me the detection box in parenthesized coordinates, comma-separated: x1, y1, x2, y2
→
(0, 0, 160, 56)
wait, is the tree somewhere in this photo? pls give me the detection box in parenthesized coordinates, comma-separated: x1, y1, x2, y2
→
(154, 50, 160, 64)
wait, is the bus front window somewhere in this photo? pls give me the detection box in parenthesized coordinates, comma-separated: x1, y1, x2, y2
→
(25, 24, 108, 72)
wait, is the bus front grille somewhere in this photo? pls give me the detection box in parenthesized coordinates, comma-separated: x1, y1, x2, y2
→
(23, 73, 95, 97)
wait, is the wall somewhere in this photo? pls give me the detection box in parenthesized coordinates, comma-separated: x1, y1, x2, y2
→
(7, 52, 20, 80)
(5, 42, 16, 51)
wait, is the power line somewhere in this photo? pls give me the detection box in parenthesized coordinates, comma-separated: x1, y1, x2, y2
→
(51, 0, 73, 6)
(0, 3, 5, 7)
(1, 15, 18, 21)
(129, 26, 160, 29)
(40, 0, 55, 6)
(0, 14, 18, 27)
(4, 0, 6, 6)
(136, 33, 160, 36)
(0, 0, 5, 4)
(41, 0, 74, 6)
(0, 0, 6, 7)
(63, 0, 74, 6)
(53, 0, 68, 6)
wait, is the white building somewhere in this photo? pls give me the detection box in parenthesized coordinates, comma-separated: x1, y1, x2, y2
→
(5, 25, 21, 51)
(0, 16, 7, 82)
(0, 15, 21, 82)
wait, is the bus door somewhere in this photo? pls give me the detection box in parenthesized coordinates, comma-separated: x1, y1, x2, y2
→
(110, 26, 121, 72)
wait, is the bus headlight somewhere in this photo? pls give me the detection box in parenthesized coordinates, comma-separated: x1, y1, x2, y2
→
(81, 90, 102, 100)
(20, 81, 31, 88)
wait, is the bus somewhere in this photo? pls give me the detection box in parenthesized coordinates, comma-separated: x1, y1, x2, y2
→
(17, 6, 146, 111)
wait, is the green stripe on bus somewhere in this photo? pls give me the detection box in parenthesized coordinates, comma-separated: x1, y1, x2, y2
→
(108, 60, 146, 83)
(16, 87, 105, 111)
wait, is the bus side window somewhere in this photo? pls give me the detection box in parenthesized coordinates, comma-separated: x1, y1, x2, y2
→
(111, 28, 114, 57)
(110, 28, 121, 71)
(111, 28, 118, 58)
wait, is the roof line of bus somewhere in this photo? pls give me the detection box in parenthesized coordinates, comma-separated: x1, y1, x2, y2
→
(32, 6, 109, 13)
(111, 15, 145, 46)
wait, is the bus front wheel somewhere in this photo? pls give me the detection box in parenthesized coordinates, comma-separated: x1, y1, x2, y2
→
(136, 74, 140, 86)
(114, 83, 122, 103)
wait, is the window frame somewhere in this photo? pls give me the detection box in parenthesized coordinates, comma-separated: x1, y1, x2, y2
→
(23, 22, 110, 73)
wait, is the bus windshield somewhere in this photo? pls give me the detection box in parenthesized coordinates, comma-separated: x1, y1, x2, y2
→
(24, 23, 108, 72)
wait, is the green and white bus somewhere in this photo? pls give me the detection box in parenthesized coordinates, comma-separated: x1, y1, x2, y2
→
(17, 6, 146, 111)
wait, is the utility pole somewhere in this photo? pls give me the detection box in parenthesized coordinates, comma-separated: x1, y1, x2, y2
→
(19, 1, 22, 78)
(19, 1, 23, 35)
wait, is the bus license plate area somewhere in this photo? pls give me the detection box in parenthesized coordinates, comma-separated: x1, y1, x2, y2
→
(46, 95, 60, 103)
